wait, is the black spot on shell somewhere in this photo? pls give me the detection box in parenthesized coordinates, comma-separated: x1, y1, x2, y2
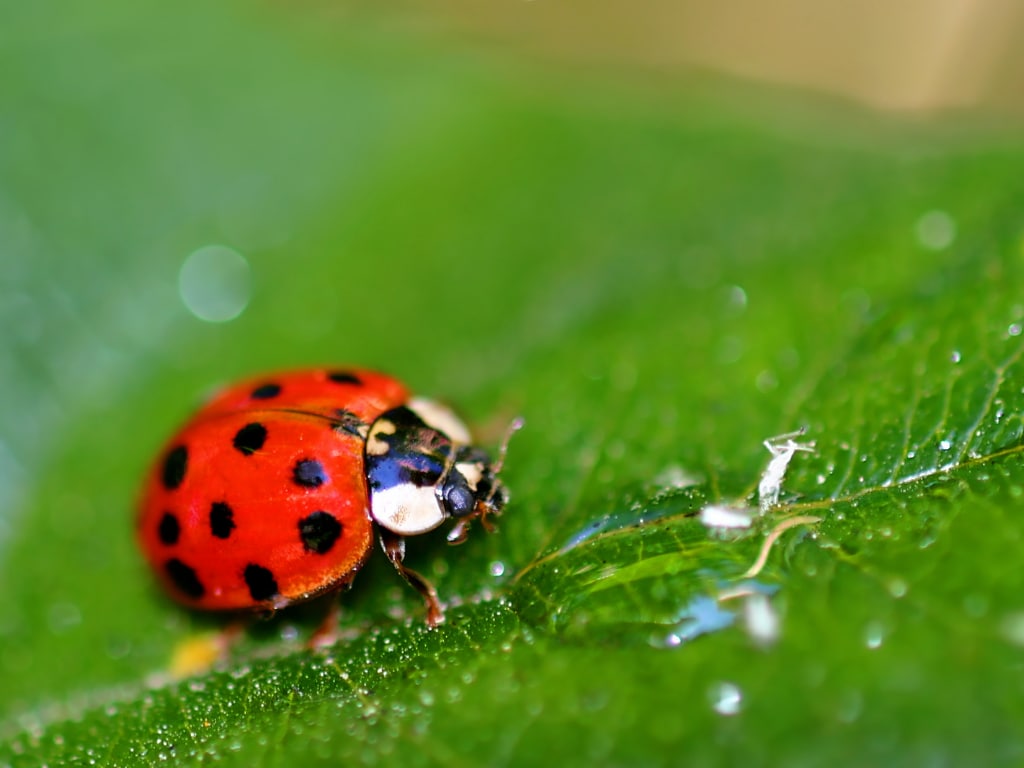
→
(251, 382, 282, 400)
(299, 511, 342, 554)
(328, 371, 362, 386)
(162, 445, 188, 490)
(293, 459, 328, 488)
(165, 558, 204, 599)
(233, 422, 267, 455)
(209, 501, 236, 539)
(244, 564, 279, 601)
(158, 512, 180, 545)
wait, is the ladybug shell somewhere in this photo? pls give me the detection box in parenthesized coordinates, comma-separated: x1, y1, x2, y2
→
(195, 369, 408, 422)
(138, 369, 409, 612)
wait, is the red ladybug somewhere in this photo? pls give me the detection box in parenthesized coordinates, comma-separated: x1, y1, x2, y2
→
(138, 368, 511, 628)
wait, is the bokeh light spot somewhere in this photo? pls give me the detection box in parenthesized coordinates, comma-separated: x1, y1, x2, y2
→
(178, 245, 251, 323)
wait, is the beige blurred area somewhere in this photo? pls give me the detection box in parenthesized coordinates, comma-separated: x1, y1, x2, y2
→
(426, 0, 1024, 112)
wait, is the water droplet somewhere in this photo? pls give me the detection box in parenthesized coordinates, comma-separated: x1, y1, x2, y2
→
(836, 690, 863, 723)
(658, 595, 736, 648)
(755, 369, 778, 392)
(699, 504, 753, 530)
(663, 632, 683, 649)
(907, 450, 916, 459)
(864, 620, 885, 649)
(709, 681, 743, 716)
(1009, 323, 1022, 338)
(444, 686, 463, 704)
(105, 636, 132, 660)
(47, 602, 82, 634)
(915, 210, 956, 251)
(230, 665, 251, 679)
(994, 399, 1006, 423)
(581, 689, 611, 713)
(489, 561, 506, 577)
(726, 284, 748, 311)
(938, 440, 951, 451)
(999, 612, 1024, 646)
(887, 578, 908, 598)
(950, 350, 962, 363)
(743, 592, 780, 647)
(652, 464, 702, 489)
(179, 244, 251, 323)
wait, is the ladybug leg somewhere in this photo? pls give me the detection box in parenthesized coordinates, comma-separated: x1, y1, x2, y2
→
(308, 599, 343, 650)
(446, 518, 473, 545)
(445, 506, 496, 545)
(379, 529, 445, 627)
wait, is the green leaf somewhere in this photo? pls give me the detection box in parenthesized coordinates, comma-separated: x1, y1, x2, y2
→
(3, 1, 1024, 765)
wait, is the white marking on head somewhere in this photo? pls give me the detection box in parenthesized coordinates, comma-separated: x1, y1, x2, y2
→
(370, 482, 446, 535)
(408, 397, 472, 444)
(454, 461, 484, 490)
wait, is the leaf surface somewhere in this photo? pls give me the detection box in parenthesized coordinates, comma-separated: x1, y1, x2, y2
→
(2, 2, 1024, 765)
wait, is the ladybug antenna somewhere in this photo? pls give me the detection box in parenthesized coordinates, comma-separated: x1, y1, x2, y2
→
(449, 417, 525, 545)
(484, 416, 524, 505)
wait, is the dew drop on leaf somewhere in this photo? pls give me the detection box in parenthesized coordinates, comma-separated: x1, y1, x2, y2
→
(709, 681, 743, 716)
(743, 592, 780, 647)
(998, 613, 1024, 646)
(887, 578, 908, 598)
(915, 210, 956, 250)
(178, 245, 251, 323)
(864, 620, 885, 649)
(836, 690, 864, 724)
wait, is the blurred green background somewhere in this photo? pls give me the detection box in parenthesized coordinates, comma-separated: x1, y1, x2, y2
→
(3, 1, 1024, 765)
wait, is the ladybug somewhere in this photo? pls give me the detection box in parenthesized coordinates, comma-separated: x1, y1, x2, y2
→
(138, 368, 512, 629)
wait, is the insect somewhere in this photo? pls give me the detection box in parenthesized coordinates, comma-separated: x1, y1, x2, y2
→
(138, 368, 513, 629)
(757, 428, 816, 513)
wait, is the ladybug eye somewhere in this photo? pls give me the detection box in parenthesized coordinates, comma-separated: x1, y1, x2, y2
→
(442, 474, 476, 518)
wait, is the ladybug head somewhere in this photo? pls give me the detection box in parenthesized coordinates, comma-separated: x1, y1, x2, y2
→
(365, 402, 512, 539)
(442, 444, 509, 519)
